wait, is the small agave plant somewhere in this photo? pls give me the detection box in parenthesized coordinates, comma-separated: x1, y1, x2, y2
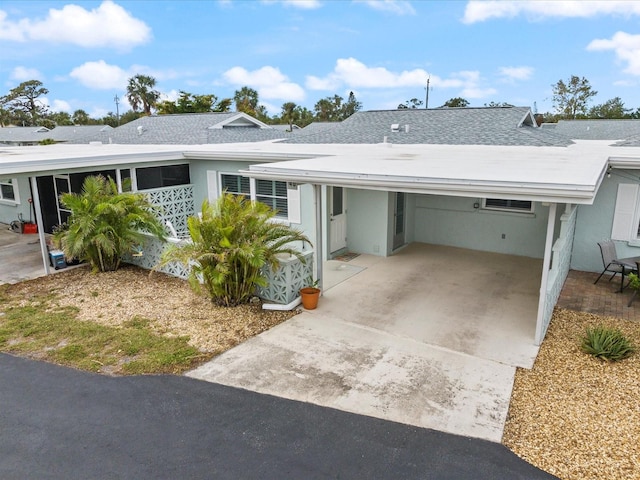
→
(581, 325, 636, 362)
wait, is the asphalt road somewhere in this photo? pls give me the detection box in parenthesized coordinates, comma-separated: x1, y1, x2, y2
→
(0, 353, 557, 479)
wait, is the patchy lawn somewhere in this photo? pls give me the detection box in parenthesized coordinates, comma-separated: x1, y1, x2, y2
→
(503, 308, 640, 480)
(0, 264, 297, 375)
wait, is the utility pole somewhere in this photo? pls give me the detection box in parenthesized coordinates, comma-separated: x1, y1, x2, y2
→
(425, 76, 430, 109)
(114, 94, 120, 126)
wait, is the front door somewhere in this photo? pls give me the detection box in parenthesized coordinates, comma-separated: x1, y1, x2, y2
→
(393, 191, 406, 250)
(330, 187, 347, 253)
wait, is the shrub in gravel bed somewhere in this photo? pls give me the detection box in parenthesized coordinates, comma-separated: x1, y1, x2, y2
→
(581, 325, 635, 362)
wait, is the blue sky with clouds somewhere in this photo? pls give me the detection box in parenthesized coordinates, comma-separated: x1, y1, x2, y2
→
(2, 0, 640, 119)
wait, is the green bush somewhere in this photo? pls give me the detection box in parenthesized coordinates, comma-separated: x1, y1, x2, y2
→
(581, 325, 636, 361)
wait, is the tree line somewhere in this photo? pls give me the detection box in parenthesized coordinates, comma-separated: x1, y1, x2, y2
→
(0, 75, 362, 130)
(1, 74, 637, 130)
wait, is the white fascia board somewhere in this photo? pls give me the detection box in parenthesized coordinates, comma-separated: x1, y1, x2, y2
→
(0, 150, 186, 176)
(608, 155, 640, 169)
(517, 109, 535, 128)
(182, 150, 326, 163)
(208, 112, 271, 129)
(241, 167, 598, 204)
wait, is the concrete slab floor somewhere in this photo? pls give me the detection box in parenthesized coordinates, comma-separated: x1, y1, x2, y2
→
(190, 243, 543, 443)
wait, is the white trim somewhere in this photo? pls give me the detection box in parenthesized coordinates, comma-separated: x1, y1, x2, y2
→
(206, 170, 219, 202)
(536, 202, 557, 345)
(0, 177, 20, 204)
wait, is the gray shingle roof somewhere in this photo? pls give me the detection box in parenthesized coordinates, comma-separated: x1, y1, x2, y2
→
(84, 112, 289, 145)
(282, 107, 572, 146)
(541, 119, 640, 141)
(0, 125, 112, 144)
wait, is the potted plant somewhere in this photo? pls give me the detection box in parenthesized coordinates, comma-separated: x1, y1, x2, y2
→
(300, 277, 321, 310)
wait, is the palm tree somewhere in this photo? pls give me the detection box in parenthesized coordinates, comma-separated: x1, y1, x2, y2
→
(126, 74, 161, 115)
(53, 175, 166, 272)
(160, 193, 311, 307)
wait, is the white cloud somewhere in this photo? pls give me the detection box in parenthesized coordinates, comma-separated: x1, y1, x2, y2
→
(498, 66, 534, 81)
(260, 0, 322, 9)
(11, 66, 42, 81)
(222, 66, 306, 101)
(588, 31, 640, 75)
(51, 99, 72, 112)
(69, 60, 129, 90)
(0, 1, 151, 49)
(358, 1, 416, 16)
(307, 59, 498, 101)
(463, 1, 640, 24)
(69, 60, 178, 92)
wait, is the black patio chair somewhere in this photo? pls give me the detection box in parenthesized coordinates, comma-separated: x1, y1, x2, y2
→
(594, 240, 631, 285)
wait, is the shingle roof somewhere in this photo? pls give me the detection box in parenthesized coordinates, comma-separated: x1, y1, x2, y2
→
(0, 125, 112, 144)
(86, 112, 289, 145)
(541, 119, 640, 141)
(281, 107, 573, 146)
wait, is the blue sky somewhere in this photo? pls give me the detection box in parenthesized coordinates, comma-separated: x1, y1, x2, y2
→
(2, 0, 640, 119)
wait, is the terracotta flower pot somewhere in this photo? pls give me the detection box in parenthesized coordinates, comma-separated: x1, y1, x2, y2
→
(300, 287, 321, 310)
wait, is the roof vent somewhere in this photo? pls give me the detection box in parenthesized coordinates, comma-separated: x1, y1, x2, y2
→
(137, 125, 145, 135)
(405, 124, 410, 133)
(391, 123, 400, 132)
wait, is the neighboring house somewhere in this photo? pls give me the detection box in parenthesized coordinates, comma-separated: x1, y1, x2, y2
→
(75, 112, 290, 145)
(0, 125, 114, 146)
(3, 108, 640, 346)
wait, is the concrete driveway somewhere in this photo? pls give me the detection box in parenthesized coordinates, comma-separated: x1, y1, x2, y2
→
(189, 243, 543, 443)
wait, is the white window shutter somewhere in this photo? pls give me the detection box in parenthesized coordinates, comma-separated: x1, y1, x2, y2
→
(287, 184, 301, 224)
(206, 170, 218, 202)
(611, 183, 639, 241)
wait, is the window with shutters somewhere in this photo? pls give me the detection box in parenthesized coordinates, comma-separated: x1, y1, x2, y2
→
(217, 173, 299, 222)
(220, 174, 251, 201)
(482, 198, 533, 213)
(256, 179, 288, 218)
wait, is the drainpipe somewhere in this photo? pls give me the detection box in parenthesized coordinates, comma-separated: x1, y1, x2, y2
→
(30, 176, 50, 276)
(314, 184, 323, 291)
(535, 202, 557, 345)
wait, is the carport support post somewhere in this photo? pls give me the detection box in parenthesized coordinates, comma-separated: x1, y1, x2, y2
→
(314, 184, 323, 290)
(535, 202, 557, 345)
(30, 176, 50, 276)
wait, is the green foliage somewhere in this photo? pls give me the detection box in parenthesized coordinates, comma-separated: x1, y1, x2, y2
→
(160, 193, 311, 307)
(552, 75, 598, 119)
(156, 90, 232, 114)
(1, 79, 49, 126)
(126, 74, 161, 115)
(441, 97, 470, 108)
(0, 301, 202, 374)
(313, 92, 362, 122)
(581, 325, 635, 361)
(53, 175, 166, 272)
(628, 272, 640, 291)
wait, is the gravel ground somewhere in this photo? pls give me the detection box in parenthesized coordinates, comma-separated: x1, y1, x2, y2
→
(1, 264, 297, 356)
(3, 265, 639, 479)
(503, 308, 640, 480)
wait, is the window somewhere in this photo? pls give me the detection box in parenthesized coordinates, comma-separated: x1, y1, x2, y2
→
(0, 178, 19, 203)
(256, 179, 288, 217)
(221, 174, 250, 200)
(136, 164, 190, 190)
(483, 198, 533, 213)
(217, 173, 300, 223)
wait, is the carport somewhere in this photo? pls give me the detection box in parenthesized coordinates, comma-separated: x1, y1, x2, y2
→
(244, 141, 611, 345)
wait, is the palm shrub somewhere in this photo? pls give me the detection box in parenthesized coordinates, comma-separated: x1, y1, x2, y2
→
(581, 325, 636, 361)
(160, 193, 311, 307)
(53, 175, 166, 272)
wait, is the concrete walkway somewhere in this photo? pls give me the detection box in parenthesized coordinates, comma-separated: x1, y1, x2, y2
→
(190, 243, 543, 443)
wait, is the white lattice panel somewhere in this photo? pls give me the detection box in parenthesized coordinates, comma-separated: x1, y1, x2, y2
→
(258, 251, 314, 304)
(542, 205, 577, 338)
(143, 185, 195, 237)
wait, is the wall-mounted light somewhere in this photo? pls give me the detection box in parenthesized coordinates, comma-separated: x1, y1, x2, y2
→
(607, 165, 612, 178)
